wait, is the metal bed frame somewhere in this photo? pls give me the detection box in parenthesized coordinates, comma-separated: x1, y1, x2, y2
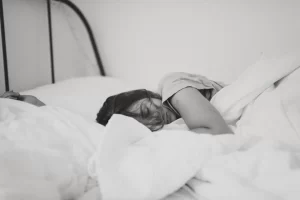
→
(0, 0, 106, 92)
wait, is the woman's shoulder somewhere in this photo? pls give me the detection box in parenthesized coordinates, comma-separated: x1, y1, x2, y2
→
(158, 72, 207, 85)
(158, 72, 224, 102)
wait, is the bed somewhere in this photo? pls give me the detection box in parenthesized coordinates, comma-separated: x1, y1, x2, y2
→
(0, 1, 134, 199)
(1, 1, 300, 200)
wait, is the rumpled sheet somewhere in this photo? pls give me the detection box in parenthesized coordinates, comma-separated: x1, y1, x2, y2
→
(93, 51, 300, 200)
(1, 51, 300, 200)
(183, 51, 300, 200)
(0, 99, 104, 200)
(92, 114, 241, 200)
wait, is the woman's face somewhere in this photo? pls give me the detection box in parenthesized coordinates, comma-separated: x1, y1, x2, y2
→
(127, 98, 178, 129)
(150, 98, 178, 124)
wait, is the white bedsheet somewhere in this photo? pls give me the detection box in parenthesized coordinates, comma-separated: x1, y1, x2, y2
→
(212, 51, 300, 145)
(0, 99, 104, 200)
(184, 51, 300, 200)
(182, 51, 300, 200)
(92, 51, 300, 200)
(1, 52, 300, 200)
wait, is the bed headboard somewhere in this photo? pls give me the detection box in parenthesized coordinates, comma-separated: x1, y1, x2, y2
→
(0, 0, 106, 92)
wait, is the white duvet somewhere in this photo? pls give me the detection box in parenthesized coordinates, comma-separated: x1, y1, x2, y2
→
(0, 99, 104, 200)
(1, 51, 300, 200)
(93, 51, 300, 200)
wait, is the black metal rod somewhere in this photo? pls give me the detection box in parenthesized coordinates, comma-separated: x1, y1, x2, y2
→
(47, 0, 55, 83)
(53, 0, 106, 76)
(0, 0, 9, 91)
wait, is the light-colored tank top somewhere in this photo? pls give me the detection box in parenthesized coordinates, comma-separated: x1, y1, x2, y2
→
(157, 72, 225, 116)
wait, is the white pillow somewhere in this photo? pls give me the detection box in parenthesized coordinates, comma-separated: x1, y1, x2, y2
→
(22, 76, 135, 120)
(92, 114, 229, 200)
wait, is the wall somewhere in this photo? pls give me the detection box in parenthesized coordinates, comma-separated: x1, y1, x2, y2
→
(74, 0, 300, 88)
(0, 0, 98, 94)
(1, 0, 300, 93)
(51, 1, 99, 82)
(0, 0, 51, 94)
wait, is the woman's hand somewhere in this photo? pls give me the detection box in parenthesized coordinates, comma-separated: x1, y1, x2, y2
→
(0, 91, 21, 99)
(1, 91, 45, 107)
(170, 87, 232, 135)
(19, 95, 46, 107)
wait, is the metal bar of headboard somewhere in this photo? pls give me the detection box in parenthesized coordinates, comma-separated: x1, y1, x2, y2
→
(1, 0, 106, 92)
(54, 0, 106, 76)
(0, 0, 9, 91)
(47, 0, 55, 83)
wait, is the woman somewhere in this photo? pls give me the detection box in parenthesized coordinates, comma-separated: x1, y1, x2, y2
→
(97, 72, 233, 135)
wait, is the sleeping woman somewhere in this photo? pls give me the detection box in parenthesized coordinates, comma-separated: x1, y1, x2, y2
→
(96, 72, 233, 135)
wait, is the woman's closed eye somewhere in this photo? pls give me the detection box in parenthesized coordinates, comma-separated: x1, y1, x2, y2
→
(141, 106, 150, 119)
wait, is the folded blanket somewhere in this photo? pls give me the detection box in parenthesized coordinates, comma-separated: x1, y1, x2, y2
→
(0, 99, 104, 200)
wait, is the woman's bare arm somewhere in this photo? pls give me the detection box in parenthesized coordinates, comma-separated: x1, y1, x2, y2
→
(170, 87, 232, 135)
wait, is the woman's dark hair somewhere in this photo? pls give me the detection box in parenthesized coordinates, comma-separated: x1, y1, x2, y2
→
(96, 89, 164, 131)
